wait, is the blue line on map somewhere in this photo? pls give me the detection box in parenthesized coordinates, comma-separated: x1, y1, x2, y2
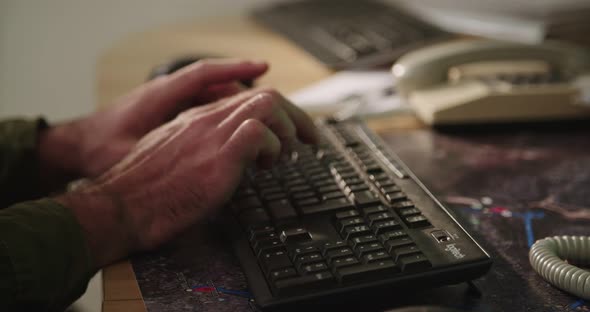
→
(513, 211, 545, 248)
(569, 299, 586, 310)
(216, 287, 253, 298)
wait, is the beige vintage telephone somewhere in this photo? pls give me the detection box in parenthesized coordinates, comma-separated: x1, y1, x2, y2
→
(392, 39, 590, 126)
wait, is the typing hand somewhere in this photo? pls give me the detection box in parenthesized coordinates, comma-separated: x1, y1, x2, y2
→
(57, 84, 318, 269)
(39, 59, 269, 184)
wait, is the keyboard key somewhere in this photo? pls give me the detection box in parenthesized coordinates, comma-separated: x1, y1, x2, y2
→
(295, 252, 323, 264)
(318, 184, 341, 194)
(253, 238, 284, 256)
(249, 226, 276, 242)
(341, 176, 365, 186)
(251, 231, 278, 243)
(362, 205, 388, 216)
(270, 267, 297, 282)
(405, 214, 431, 228)
(239, 207, 270, 229)
(322, 240, 348, 255)
(343, 184, 370, 196)
(314, 178, 338, 187)
(398, 207, 421, 216)
(366, 211, 396, 226)
(309, 172, 332, 182)
(258, 180, 280, 189)
(265, 192, 288, 202)
(399, 253, 431, 272)
(363, 250, 391, 263)
(235, 196, 263, 212)
(390, 245, 420, 262)
(279, 227, 313, 243)
(260, 249, 292, 273)
(326, 247, 354, 263)
(384, 237, 414, 252)
(301, 262, 328, 274)
(335, 210, 360, 219)
(392, 200, 414, 209)
(352, 190, 382, 207)
(338, 171, 360, 179)
(234, 187, 256, 199)
(372, 220, 401, 235)
(369, 172, 390, 182)
(289, 185, 312, 193)
(379, 230, 407, 243)
(290, 246, 319, 260)
(386, 192, 407, 203)
(331, 256, 359, 269)
(375, 179, 396, 189)
(260, 186, 283, 196)
(267, 199, 297, 221)
(321, 191, 346, 201)
(300, 197, 354, 215)
(335, 260, 398, 283)
(355, 242, 384, 257)
(292, 191, 316, 200)
(337, 217, 365, 233)
(342, 225, 371, 240)
(273, 271, 335, 295)
(349, 234, 378, 249)
(295, 197, 320, 207)
(380, 185, 401, 193)
(285, 178, 307, 188)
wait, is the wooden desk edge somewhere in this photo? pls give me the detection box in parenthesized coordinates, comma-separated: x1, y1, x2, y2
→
(102, 260, 146, 312)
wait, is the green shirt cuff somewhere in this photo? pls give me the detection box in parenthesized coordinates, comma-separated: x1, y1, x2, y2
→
(0, 198, 94, 311)
(0, 118, 48, 207)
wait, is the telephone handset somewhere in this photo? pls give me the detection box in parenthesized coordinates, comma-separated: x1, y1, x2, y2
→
(392, 39, 590, 126)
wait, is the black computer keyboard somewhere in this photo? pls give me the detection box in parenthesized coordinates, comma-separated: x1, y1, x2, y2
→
(226, 118, 492, 309)
(252, 0, 448, 69)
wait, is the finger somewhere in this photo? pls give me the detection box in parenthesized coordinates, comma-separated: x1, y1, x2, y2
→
(220, 119, 281, 171)
(164, 59, 268, 103)
(206, 88, 319, 145)
(263, 89, 319, 145)
(194, 82, 244, 103)
(217, 93, 297, 153)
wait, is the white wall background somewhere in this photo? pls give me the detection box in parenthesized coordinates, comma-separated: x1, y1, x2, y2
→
(0, 0, 273, 122)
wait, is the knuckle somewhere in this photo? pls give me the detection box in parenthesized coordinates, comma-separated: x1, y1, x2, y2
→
(244, 93, 276, 114)
(255, 87, 280, 99)
(241, 119, 266, 138)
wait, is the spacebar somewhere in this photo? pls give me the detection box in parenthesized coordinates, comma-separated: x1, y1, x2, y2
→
(300, 198, 354, 215)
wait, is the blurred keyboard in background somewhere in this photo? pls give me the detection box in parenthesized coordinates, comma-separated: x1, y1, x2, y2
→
(252, 0, 449, 69)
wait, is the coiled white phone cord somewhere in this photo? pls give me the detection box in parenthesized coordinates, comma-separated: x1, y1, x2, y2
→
(529, 236, 590, 300)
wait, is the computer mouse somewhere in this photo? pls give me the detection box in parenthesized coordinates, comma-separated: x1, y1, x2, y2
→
(384, 306, 466, 312)
(147, 55, 254, 88)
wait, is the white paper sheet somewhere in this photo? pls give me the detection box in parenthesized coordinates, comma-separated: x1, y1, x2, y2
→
(288, 70, 412, 118)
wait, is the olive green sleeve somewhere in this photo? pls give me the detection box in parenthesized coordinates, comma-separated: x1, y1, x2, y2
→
(0, 119, 47, 207)
(0, 119, 94, 310)
(0, 199, 94, 311)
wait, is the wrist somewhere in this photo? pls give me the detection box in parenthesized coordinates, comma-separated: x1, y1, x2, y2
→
(38, 120, 85, 187)
(56, 184, 134, 269)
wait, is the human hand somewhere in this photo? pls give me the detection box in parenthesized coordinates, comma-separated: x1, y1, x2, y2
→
(57, 85, 318, 269)
(38, 59, 269, 186)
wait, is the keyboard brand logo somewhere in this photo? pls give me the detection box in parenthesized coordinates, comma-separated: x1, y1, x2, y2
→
(444, 244, 465, 259)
